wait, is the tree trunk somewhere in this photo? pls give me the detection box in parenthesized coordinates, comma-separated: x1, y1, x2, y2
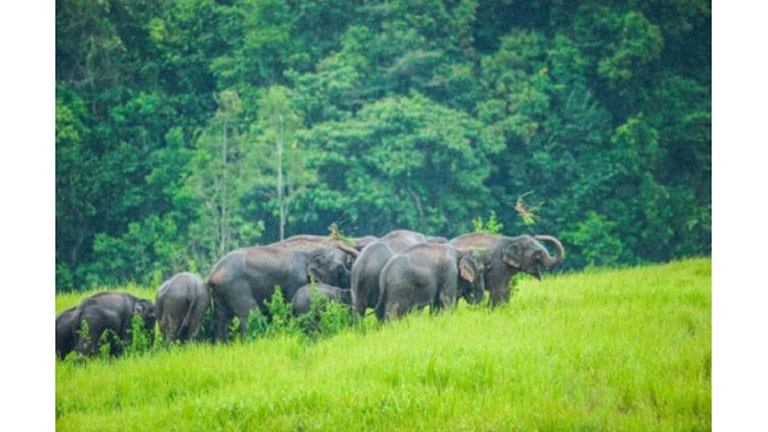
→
(277, 113, 285, 241)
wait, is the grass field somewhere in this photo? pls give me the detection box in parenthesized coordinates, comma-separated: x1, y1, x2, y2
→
(55, 258, 711, 431)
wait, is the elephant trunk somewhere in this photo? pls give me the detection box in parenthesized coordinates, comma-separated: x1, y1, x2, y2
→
(337, 244, 360, 257)
(535, 235, 564, 268)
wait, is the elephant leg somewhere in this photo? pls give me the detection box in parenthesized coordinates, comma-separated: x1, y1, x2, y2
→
(386, 300, 407, 321)
(186, 301, 208, 341)
(352, 292, 367, 317)
(185, 314, 203, 342)
(161, 316, 176, 347)
(178, 315, 191, 341)
(186, 322, 200, 341)
(75, 331, 94, 357)
(77, 324, 105, 357)
(112, 332, 126, 357)
(237, 313, 249, 339)
(214, 309, 232, 343)
(488, 285, 511, 306)
(437, 292, 456, 312)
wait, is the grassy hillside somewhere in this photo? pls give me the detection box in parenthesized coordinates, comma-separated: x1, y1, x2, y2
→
(55, 258, 711, 431)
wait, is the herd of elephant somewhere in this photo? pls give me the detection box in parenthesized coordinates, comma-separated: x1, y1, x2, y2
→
(56, 229, 564, 359)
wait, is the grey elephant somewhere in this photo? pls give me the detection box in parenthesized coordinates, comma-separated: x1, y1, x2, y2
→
(449, 233, 564, 306)
(207, 238, 359, 342)
(55, 307, 79, 359)
(156, 272, 210, 346)
(271, 234, 372, 271)
(291, 282, 352, 316)
(350, 229, 441, 317)
(57, 291, 156, 358)
(375, 243, 486, 321)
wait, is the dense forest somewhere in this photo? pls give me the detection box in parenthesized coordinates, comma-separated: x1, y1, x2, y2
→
(55, 0, 711, 291)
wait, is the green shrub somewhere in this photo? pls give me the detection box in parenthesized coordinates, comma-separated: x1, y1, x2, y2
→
(246, 309, 271, 341)
(294, 283, 353, 341)
(471, 211, 504, 234)
(125, 315, 155, 357)
(265, 286, 300, 336)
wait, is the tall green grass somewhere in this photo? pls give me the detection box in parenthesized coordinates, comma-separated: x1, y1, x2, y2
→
(56, 258, 711, 431)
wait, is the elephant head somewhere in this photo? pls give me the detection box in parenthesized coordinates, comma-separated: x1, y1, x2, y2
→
(458, 252, 486, 304)
(132, 298, 157, 336)
(307, 249, 354, 289)
(498, 235, 564, 280)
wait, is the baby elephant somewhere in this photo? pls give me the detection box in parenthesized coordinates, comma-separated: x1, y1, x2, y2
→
(156, 272, 210, 346)
(56, 291, 157, 358)
(291, 282, 352, 316)
(375, 243, 486, 321)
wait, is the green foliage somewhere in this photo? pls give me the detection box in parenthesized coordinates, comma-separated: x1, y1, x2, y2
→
(245, 309, 271, 341)
(56, 0, 710, 289)
(471, 210, 504, 234)
(300, 92, 495, 235)
(562, 211, 627, 269)
(125, 315, 155, 357)
(264, 287, 296, 335)
(74, 319, 91, 358)
(293, 282, 353, 341)
(96, 330, 117, 360)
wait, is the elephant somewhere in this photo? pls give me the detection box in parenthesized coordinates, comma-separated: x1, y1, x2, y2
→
(271, 234, 371, 271)
(350, 229, 440, 316)
(207, 240, 359, 342)
(375, 243, 486, 321)
(57, 291, 156, 358)
(156, 272, 210, 346)
(291, 282, 352, 316)
(55, 307, 79, 359)
(449, 233, 564, 306)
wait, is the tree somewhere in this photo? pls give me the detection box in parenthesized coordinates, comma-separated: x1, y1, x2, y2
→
(54, 0, 711, 289)
(56, 84, 96, 289)
(185, 90, 264, 265)
(299, 92, 499, 236)
(249, 85, 314, 240)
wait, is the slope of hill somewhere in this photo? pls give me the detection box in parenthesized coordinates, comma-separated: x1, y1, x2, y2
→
(56, 258, 711, 431)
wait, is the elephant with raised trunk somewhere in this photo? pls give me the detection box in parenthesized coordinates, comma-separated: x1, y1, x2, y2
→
(351, 229, 443, 317)
(449, 233, 564, 306)
(156, 272, 210, 346)
(375, 243, 486, 321)
(291, 282, 352, 316)
(56, 291, 157, 358)
(207, 238, 359, 342)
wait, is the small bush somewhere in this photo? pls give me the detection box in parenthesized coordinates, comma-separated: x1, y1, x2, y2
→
(294, 283, 353, 341)
(125, 315, 155, 357)
(265, 286, 300, 336)
(246, 309, 270, 341)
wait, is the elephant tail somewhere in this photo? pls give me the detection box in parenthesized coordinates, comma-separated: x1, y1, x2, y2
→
(177, 298, 196, 339)
(374, 290, 387, 322)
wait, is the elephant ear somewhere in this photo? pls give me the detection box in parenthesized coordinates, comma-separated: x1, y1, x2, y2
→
(307, 267, 321, 284)
(133, 300, 154, 318)
(501, 245, 521, 269)
(459, 256, 476, 283)
(307, 251, 328, 284)
(133, 301, 146, 315)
